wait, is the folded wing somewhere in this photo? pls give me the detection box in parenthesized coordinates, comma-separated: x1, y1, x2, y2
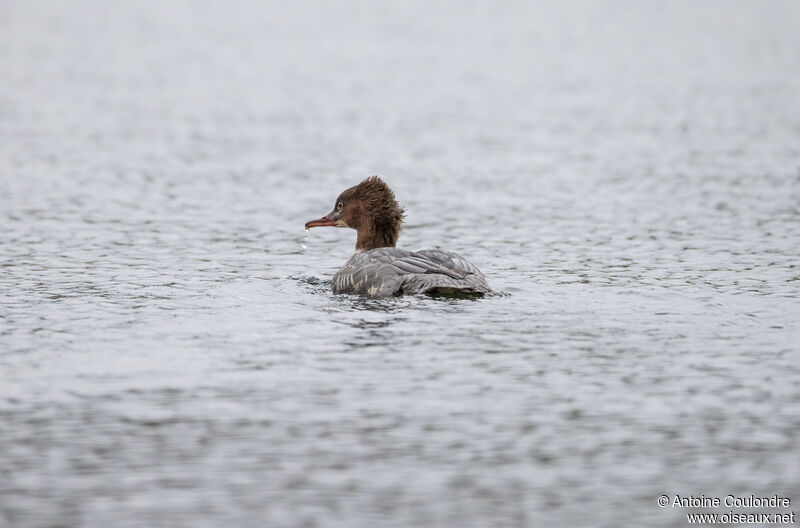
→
(333, 248, 492, 297)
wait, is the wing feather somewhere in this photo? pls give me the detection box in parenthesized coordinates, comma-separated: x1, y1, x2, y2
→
(332, 248, 492, 297)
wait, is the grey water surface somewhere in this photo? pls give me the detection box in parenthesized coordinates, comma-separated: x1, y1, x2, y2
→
(1, 1, 799, 527)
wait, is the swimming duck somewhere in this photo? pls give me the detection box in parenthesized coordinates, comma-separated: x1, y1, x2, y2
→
(305, 176, 493, 297)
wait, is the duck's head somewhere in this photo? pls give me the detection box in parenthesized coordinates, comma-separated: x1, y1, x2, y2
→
(305, 176, 405, 251)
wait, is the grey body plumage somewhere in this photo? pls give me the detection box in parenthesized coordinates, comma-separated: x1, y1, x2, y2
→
(333, 248, 492, 297)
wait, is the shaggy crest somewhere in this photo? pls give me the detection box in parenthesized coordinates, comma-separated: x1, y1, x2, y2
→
(337, 176, 405, 250)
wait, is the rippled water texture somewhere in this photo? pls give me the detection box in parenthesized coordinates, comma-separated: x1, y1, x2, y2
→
(1, 1, 799, 527)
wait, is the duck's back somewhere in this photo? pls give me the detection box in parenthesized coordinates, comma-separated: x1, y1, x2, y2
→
(333, 247, 492, 297)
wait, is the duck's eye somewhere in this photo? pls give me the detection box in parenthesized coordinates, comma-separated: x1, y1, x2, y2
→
(337, 202, 344, 212)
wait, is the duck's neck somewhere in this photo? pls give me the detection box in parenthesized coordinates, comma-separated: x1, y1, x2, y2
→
(355, 218, 399, 252)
